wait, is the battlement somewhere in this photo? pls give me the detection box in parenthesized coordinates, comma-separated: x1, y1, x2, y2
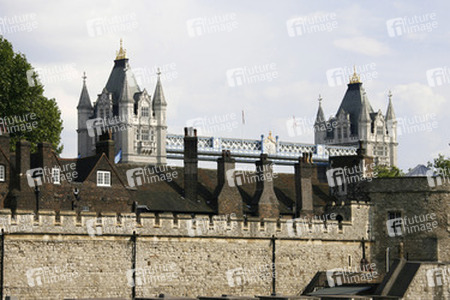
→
(0, 203, 370, 241)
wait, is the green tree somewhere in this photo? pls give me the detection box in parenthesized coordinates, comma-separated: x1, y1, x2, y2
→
(427, 154, 450, 171)
(0, 37, 63, 153)
(373, 165, 403, 178)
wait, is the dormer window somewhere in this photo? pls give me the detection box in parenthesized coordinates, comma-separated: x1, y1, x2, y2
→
(52, 167, 61, 184)
(97, 171, 111, 187)
(0, 165, 5, 182)
(141, 107, 149, 117)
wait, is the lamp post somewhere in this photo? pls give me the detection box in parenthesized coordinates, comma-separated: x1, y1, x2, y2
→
(33, 179, 40, 220)
(72, 188, 80, 210)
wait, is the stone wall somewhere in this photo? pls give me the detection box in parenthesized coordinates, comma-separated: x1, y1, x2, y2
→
(0, 204, 370, 299)
(403, 262, 449, 300)
(367, 178, 450, 274)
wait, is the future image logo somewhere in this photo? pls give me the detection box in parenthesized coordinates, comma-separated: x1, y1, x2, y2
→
(386, 213, 438, 237)
(426, 266, 449, 287)
(186, 13, 238, 37)
(386, 13, 438, 38)
(226, 64, 278, 87)
(426, 67, 450, 87)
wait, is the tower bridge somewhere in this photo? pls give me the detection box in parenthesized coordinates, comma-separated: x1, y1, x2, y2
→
(166, 132, 357, 165)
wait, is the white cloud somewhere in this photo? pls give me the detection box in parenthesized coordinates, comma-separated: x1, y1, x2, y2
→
(393, 82, 447, 115)
(333, 36, 391, 56)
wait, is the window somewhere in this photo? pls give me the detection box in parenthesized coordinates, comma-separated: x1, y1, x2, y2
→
(97, 171, 111, 187)
(52, 167, 61, 184)
(337, 128, 342, 139)
(343, 127, 348, 138)
(136, 128, 140, 140)
(0, 165, 4, 182)
(377, 126, 384, 135)
(388, 211, 401, 220)
(141, 107, 149, 117)
(141, 128, 149, 140)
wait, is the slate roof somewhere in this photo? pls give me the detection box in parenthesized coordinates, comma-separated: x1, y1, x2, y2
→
(77, 79, 93, 110)
(105, 58, 141, 106)
(336, 82, 375, 135)
(406, 164, 431, 177)
(112, 164, 333, 215)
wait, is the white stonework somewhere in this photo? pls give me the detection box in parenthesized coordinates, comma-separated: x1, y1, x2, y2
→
(77, 44, 167, 165)
(314, 78, 398, 167)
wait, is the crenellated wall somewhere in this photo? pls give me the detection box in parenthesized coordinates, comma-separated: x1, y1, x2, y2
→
(0, 203, 371, 299)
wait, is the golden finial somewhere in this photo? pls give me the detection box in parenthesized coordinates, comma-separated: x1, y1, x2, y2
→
(115, 38, 127, 60)
(349, 65, 361, 84)
(268, 131, 276, 142)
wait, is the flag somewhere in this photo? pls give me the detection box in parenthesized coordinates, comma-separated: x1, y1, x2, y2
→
(242, 110, 245, 125)
(115, 149, 122, 164)
(77, 153, 81, 159)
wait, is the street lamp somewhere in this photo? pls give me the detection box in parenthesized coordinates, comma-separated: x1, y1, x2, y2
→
(33, 179, 40, 220)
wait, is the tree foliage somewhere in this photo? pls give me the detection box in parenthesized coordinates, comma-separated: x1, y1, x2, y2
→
(0, 37, 63, 153)
(427, 154, 450, 170)
(373, 165, 403, 178)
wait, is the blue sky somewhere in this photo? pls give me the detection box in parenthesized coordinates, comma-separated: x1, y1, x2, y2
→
(1, 0, 449, 171)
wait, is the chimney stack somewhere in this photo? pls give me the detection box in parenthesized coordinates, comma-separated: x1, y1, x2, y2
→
(184, 127, 198, 202)
(294, 153, 314, 217)
(96, 130, 115, 161)
(37, 142, 53, 170)
(0, 130, 10, 154)
(217, 150, 243, 217)
(15, 140, 31, 189)
(256, 154, 279, 219)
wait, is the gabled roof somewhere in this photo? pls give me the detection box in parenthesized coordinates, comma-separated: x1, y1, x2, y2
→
(113, 164, 333, 215)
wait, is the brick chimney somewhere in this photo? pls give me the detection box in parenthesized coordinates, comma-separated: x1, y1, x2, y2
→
(294, 153, 314, 217)
(15, 140, 31, 191)
(0, 131, 10, 154)
(217, 150, 243, 217)
(36, 142, 53, 169)
(96, 130, 115, 161)
(184, 127, 198, 202)
(256, 154, 279, 218)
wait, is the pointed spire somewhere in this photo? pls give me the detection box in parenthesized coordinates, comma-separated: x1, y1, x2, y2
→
(119, 69, 134, 104)
(115, 38, 127, 60)
(152, 68, 167, 107)
(315, 94, 326, 124)
(77, 71, 93, 110)
(386, 90, 396, 120)
(359, 91, 371, 123)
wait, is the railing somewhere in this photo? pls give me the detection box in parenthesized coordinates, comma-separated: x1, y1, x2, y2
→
(166, 134, 357, 164)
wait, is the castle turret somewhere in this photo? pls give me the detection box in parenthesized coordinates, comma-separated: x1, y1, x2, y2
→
(118, 70, 134, 163)
(314, 67, 398, 167)
(153, 69, 167, 165)
(385, 91, 398, 166)
(358, 89, 372, 141)
(314, 95, 327, 144)
(77, 72, 94, 157)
